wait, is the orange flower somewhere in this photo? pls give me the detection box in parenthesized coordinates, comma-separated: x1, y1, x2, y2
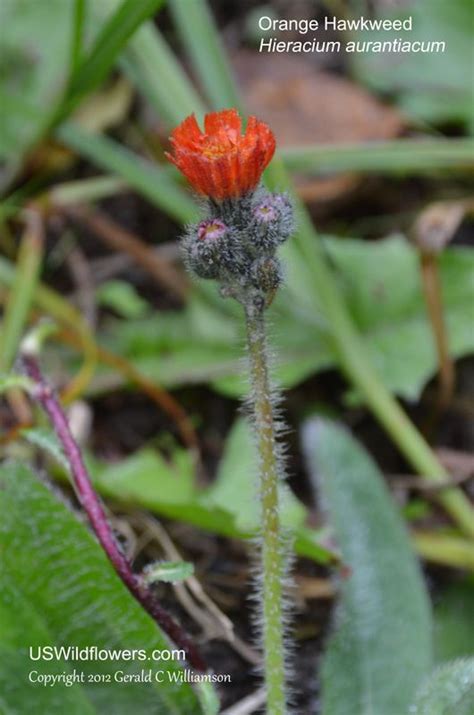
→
(166, 109, 275, 201)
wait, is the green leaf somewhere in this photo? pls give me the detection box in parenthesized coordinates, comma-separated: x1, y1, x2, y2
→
(206, 417, 306, 532)
(0, 462, 206, 714)
(84, 441, 332, 565)
(434, 578, 474, 664)
(410, 658, 474, 715)
(97, 238, 474, 403)
(303, 418, 432, 715)
(97, 280, 150, 319)
(96, 447, 197, 506)
(0, 373, 32, 394)
(351, 0, 473, 127)
(143, 562, 194, 584)
(25, 426, 331, 566)
(21, 426, 69, 470)
(330, 239, 474, 401)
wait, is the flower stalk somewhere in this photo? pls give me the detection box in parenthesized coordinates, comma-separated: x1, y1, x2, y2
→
(167, 109, 293, 712)
(245, 303, 287, 714)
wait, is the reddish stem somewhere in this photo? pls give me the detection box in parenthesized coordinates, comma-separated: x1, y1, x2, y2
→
(22, 354, 205, 672)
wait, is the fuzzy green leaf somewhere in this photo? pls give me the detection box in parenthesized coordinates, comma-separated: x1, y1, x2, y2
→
(410, 659, 474, 715)
(0, 462, 206, 714)
(143, 562, 194, 585)
(352, 0, 473, 126)
(303, 418, 432, 715)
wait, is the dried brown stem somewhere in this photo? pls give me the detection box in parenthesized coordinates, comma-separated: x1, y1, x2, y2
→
(420, 253, 455, 409)
(63, 205, 189, 302)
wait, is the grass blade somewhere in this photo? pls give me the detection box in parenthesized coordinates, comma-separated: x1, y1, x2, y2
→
(0, 210, 44, 371)
(57, 122, 200, 224)
(63, 0, 166, 116)
(120, 23, 207, 125)
(70, 0, 86, 77)
(281, 138, 474, 175)
(168, 0, 242, 111)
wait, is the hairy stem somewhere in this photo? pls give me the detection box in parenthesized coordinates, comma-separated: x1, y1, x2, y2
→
(245, 303, 287, 715)
(22, 353, 206, 672)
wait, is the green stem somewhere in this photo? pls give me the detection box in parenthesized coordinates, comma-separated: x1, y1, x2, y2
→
(413, 532, 474, 571)
(0, 209, 44, 371)
(245, 303, 286, 715)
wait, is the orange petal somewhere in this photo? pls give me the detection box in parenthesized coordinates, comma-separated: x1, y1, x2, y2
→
(204, 109, 241, 139)
(170, 114, 203, 148)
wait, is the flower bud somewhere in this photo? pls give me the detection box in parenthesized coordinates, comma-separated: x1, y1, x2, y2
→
(182, 219, 228, 279)
(272, 193, 294, 241)
(251, 256, 282, 295)
(251, 192, 294, 254)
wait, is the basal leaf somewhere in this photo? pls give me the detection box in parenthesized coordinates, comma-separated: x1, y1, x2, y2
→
(303, 418, 432, 715)
(410, 658, 474, 715)
(351, 0, 473, 126)
(0, 462, 206, 714)
(206, 417, 306, 532)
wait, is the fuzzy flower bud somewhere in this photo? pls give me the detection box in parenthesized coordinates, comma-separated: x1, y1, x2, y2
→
(251, 192, 294, 254)
(251, 256, 282, 297)
(182, 219, 228, 279)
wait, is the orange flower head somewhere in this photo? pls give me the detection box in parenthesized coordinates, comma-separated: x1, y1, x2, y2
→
(166, 109, 276, 201)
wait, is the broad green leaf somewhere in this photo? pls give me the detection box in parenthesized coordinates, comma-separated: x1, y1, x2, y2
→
(0, 462, 206, 714)
(351, 0, 473, 127)
(303, 418, 432, 715)
(206, 417, 306, 532)
(96, 447, 197, 506)
(85, 443, 332, 565)
(331, 239, 474, 401)
(97, 238, 473, 402)
(20, 429, 331, 566)
(410, 658, 474, 715)
(434, 578, 474, 664)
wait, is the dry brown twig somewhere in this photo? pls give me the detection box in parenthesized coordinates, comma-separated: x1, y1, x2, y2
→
(62, 204, 189, 302)
(128, 512, 261, 667)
